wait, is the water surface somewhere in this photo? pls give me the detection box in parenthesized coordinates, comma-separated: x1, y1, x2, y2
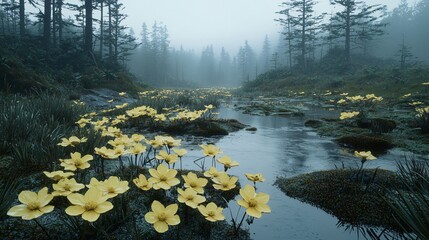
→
(178, 105, 422, 240)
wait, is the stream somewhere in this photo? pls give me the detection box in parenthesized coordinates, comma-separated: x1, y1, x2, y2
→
(175, 103, 424, 240)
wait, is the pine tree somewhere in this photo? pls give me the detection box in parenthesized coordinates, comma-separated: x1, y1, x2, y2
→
(259, 35, 271, 73)
(329, 0, 386, 63)
(276, 0, 324, 71)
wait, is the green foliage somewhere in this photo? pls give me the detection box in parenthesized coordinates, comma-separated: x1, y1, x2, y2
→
(415, 109, 429, 134)
(0, 177, 20, 220)
(388, 158, 429, 239)
(0, 93, 102, 174)
(0, 36, 144, 94)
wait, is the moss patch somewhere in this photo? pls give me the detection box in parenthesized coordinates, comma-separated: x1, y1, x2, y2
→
(275, 169, 405, 231)
(336, 134, 393, 153)
(155, 119, 247, 137)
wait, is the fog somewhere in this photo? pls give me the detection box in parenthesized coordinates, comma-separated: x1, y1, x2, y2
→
(124, 0, 404, 54)
(124, 0, 429, 87)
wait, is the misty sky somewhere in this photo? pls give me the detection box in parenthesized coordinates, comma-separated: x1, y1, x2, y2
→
(123, 0, 406, 55)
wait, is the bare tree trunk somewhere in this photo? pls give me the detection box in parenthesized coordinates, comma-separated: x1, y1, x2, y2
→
(52, 0, 56, 46)
(287, 11, 292, 69)
(301, 0, 307, 71)
(19, 0, 25, 37)
(99, 0, 104, 57)
(108, 0, 112, 61)
(345, 4, 351, 64)
(58, 0, 62, 44)
(84, 0, 93, 53)
(44, 0, 52, 48)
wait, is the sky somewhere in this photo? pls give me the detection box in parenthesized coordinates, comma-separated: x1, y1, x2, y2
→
(122, 0, 405, 55)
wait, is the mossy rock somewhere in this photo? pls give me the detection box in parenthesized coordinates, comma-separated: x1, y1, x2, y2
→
(304, 119, 324, 128)
(159, 119, 246, 137)
(336, 134, 393, 152)
(357, 118, 397, 133)
(275, 169, 406, 231)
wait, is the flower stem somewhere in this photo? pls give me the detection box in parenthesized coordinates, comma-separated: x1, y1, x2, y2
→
(235, 212, 247, 236)
(34, 219, 52, 240)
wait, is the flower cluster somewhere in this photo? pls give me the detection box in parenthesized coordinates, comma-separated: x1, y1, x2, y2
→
(7, 89, 270, 238)
(339, 111, 360, 120)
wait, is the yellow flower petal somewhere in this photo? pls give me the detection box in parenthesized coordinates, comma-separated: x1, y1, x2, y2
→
(154, 221, 169, 233)
(95, 201, 113, 214)
(246, 207, 262, 218)
(82, 211, 100, 222)
(165, 215, 180, 225)
(65, 206, 85, 216)
(145, 212, 157, 224)
(18, 191, 37, 205)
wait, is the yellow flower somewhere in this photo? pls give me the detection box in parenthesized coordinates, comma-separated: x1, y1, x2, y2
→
(96, 176, 129, 199)
(43, 170, 74, 181)
(197, 202, 225, 222)
(337, 99, 346, 104)
(52, 178, 85, 197)
(339, 111, 360, 120)
(131, 133, 146, 143)
(119, 92, 127, 96)
(58, 136, 88, 147)
(126, 143, 147, 155)
(108, 135, 133, 147)
(115, 103, 129, 109)
(101, 126, 122, 137)
(144, 200, 180, 233)
(401, 93, 411, 98)
(60, 152, 93, 171)
(354, 151, 376, 161)
(182, 172, 208, 194)
(154, 114, 167, 122)
(107, 99, 114, 103)
(65, 188, 113, 222)
(216, 156, 239, 169)
(162, 136, 181, 148)
(7, 187, 54, 220)
(156, 150, 179, 164)
(76, 118, 91, 128)
(133, 174, 152, 191)
(86, 177, 103, 189)
(172, 148, 187, 157)
(245, 173, 265, 183)
(203, 167, 223, 179)
(410, 101, 423, 106)
(422, 82, 429, 85)
(73, 100, 85, 106)
(149, 136, 165, 149)
(94, 146, 121, 159)
(148, 164, 180, 190)
(204, 104, 214, 110)
(340, 92, 349, 96)
(177, 188, 206, 208)
(237, 185, 271, 218)
(200, 144, 222, 157)
(212, 173, 237, 191)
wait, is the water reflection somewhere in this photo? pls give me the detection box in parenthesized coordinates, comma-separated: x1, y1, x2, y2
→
(337, 221, 408, 240)
(199, 106, 418, 239)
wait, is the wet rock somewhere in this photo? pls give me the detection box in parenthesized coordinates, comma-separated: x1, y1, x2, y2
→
(357, 118, 397, 133)
(304, 119, 324, 128)
(245, 127, 257, 131)
(336, 134, 393, 152)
